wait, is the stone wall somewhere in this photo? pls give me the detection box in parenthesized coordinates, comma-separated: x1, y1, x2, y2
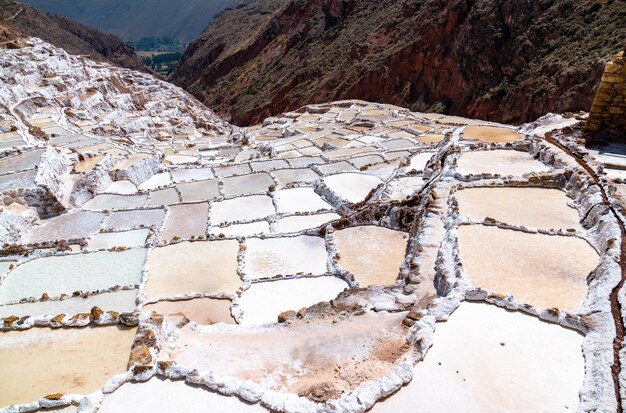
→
(586, 50, 626, 136)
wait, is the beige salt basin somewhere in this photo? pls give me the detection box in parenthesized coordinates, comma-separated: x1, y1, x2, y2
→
(160, 202, 209, 241)
(160, 311, 406, 396)
(244, 236, 328, 279)
(0, 326, 136, 407)
(462, 125, 524, 143)
(456, 150, 551, 176)
(144, 240, 241, 298)
(142, 298, 235, 324)
(458, 225, 599, 310)
(455, 187, 582, 230)
(371, 303, 584, 413)
(333, 226, 408, 286)
(98, 378, 267, 413)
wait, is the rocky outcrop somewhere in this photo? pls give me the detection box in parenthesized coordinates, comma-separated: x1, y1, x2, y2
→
(0, 0, 148, 73)
(171, 0, 625, 126)
(586, 50, 626, 137)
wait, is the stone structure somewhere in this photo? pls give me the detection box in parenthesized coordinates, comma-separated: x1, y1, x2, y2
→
(586, 49, 626, 136)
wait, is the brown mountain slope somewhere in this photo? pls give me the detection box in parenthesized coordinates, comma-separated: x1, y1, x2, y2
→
(0, 0, 148, 72)
(170, 0, 626, 126)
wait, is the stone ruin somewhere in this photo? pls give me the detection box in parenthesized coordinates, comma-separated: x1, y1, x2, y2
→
(586, 49, 626, 137)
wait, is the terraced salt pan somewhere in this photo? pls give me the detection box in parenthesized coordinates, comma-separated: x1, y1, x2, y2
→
(239, 277, 349, 325)
(209, 221, 270, 237)
(144, 240, 240, 298)
(0, 326, 136, 407)
(270, 168, 320, 186)
(138, 172, 171, 190)
(244, 236, 328, 279)
(112, 153, 150, 171)
(0, 249, 147, 304)
(178, 179, 220, 202)
(277, 213, 341, 233)
(0, 289, 138, 318)
(171, 167, 214, 183)
(456, 150, 551, 176)
(82, 194, 148, 210)
(74, 155, 104, 173)
(214, 164, 251, 178)
(275, 187, 332, 213)
(250, 159, 290, 172)
(87, 229, 150, 249)
(403, 152, 435, 172)
(104, 208, 165, 231)
(210, 196, 275, 225)
(371, 303, 584, 413)
(222, 173, 274, 197)
(28, 211, 104, 243)
(0, 169, 38, 191)
(333, 226, 408, 286)
(160, 203, 208, 241)
(148, 188, 180, 206)
(143, 298, 234, 324)
(162, 311, 407, 396)
(462, 125, 524, 143)
(386, 176, 425, 201)
(458, 226, 599, 310)
(101, 180, 137, 195)
(0, 149, 44, 174)
(456, 187, 581, 230)
(323, 173, 382, 203)
(98, 378, 266, 413)
(165, 154, 197, 165)
(316, 161, 358, 175)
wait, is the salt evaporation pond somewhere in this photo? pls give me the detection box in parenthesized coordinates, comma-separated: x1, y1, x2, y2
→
(222, 173, 274, 197)
(277, 213, 340, 233)
(98, 378, 266, 413)
(210, 195, 275, 225)
(333, 226, 408, 286)
(0, 249, 147, 304)
(456, 187, 581, 230)
(462, 125, 524, 143)
(144, 240, 240, 298)
(209, 220, 270, 237)
(0, 326, 136, 407)
(458, 225, 599, 310)
(244, 236, 328, 279)
(238, 276, 349, 325)
(371, 303, 584, 413)
(0, 289, 137, 318)
(143, 298, 235, 324)
(323, 173, 382, 203)
(456, 150, 551, 176)
(160, 202, 208, 241)
(274, 187, 332, 213)
(87, 229, 150, 249)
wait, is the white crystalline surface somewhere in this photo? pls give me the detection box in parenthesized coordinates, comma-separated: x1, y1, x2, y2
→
(244, 236, 328, 279)
(0, 37, 621, 413)
(98, 378, 267, 413)
(0, 249, 146, 304)
(238, 276, 349, 325)
(274, 187, 332, 213)
(371, 303, 584, 413)
(323, 172, 383, 203)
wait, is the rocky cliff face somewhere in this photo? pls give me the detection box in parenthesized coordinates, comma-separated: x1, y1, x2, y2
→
(170, 0, 626, 126)
(0, 0, 148, 72)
